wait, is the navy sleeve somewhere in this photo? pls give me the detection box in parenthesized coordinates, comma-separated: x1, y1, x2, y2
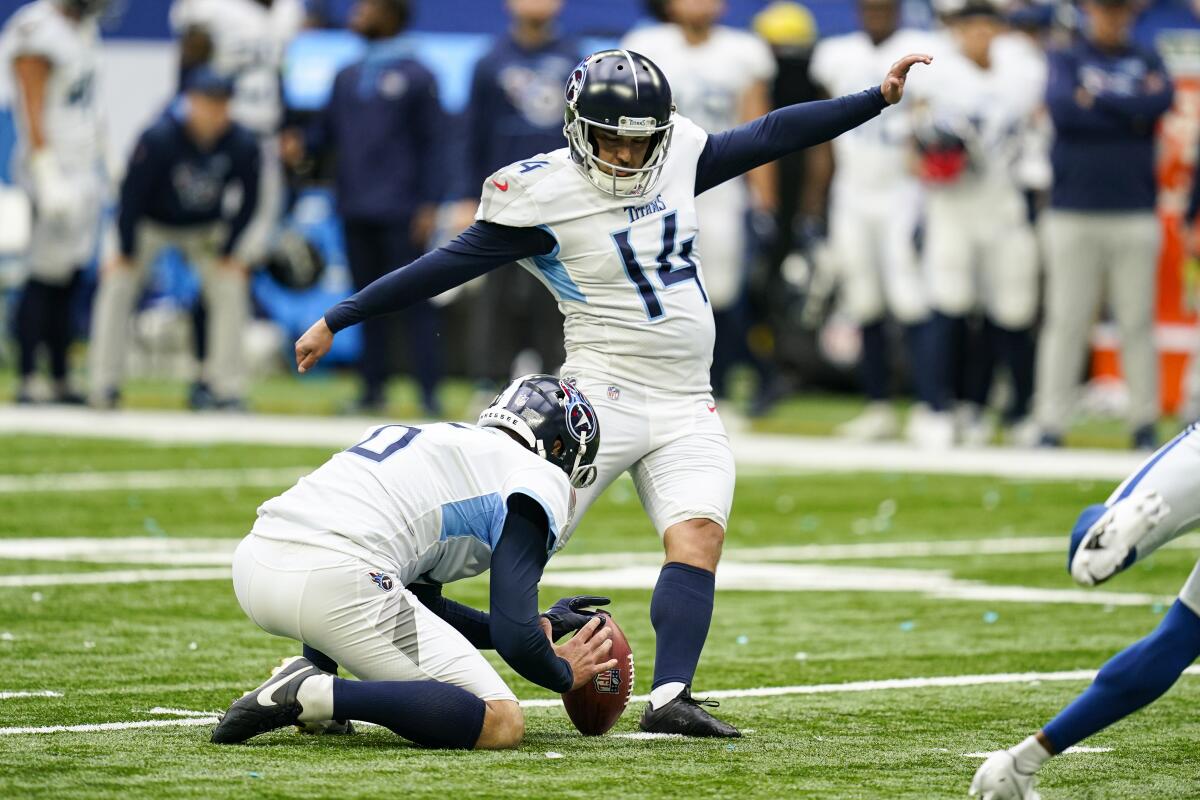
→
(453, 57, 492, 201)
(695, 87, 887, 196)
(489, 493, 573, 693)
(1045, 50, 1130, 135)
(118, 131, 165, 258)
(323, 220, 555, 333)
(1092, 53, 1174, 125)
(222, 133, 261, 257)
(413, 66, 446, 206)
(1189, 155, 1200, 223)
(407, 582, 493, 649)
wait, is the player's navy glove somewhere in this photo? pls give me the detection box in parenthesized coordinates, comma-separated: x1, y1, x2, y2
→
(541, 595, 611, 641)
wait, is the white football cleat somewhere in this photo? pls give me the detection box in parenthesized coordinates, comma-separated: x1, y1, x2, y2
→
(969, 751, 1040, 800)
(835, 402, 900, 441)
(905, 404, 955, 450)
(1071, 491, 1170, 587)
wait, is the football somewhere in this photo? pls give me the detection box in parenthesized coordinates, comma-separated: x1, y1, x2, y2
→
(561, 612, 635, 736)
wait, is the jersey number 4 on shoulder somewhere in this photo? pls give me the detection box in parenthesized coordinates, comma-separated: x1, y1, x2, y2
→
(611, 211, 708, 320)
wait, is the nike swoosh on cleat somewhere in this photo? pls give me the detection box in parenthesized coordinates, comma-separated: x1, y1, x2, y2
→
(256, 666, 318, 707)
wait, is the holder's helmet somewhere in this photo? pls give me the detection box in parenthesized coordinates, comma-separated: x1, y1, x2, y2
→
(478, 375, 600, 489)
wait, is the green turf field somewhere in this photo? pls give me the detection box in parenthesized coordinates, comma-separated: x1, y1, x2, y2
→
(2, 434, 1197, 799)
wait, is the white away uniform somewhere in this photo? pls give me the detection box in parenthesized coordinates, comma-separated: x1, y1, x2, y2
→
(910, 40, 1044, 329)
(169, 0, 304, 263)
(1, 0, 104, 283)
(810, 29, 933, 325)
(476, 115, 735, 535)
(232, 422, 573, 702)
(621, 23, 775, 308)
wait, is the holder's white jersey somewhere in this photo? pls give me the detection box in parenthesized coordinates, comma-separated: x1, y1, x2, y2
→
(1, 0, 102, 168)
(169, 0, 304, 135)
(620, 23, 775, 136)
(810, 29, 935, 191)
(252, 422, 573, 588)
(476, 115, 715, 393)
(909, 40, 1044, 195)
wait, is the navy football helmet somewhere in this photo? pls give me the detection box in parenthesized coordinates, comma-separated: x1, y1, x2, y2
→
(478, 375, 600, 489)
(563, 49, 675, 199)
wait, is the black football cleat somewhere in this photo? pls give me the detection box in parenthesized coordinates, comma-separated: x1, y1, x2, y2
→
(211, 656, 322, 744)
(639, 687, 741, 738)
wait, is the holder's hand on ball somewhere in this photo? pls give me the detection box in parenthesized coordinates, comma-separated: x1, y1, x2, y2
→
(295, 317, 334, 373)
(882, 54, 932, 105)
(542, 595, 611, 641)
(544, 616, 617, 691)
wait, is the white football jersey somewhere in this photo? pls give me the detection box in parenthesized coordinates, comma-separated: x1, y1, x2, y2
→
(810, 28, 936, 190)
(1, 0, 102, 168)
(620, 24, 775, 136)
(908, 38, 1044, 194)
(476, 115, 715, 394)
(169, 0, 304, 135)
(253, 422, 574, 587)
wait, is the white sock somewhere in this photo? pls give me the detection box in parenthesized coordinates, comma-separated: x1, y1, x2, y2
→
(1010, 735, 1052, 774)
(295, 672, 334, 722)
(650, 682, 686, 710)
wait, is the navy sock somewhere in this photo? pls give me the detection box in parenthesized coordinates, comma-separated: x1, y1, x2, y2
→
(303, 644, 338, 674)
(903, 320, 941, 410)
(930, 313, 966, 411)
(650, 562, 716, 689)
(859, 321, 889, 402)
(963, 319, 994, 409)
(993, 322, 1035, 422)
(332, 678, 486, 749)
(1042, 600, 1200, 752)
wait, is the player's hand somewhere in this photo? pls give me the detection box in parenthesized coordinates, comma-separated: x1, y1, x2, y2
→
(544, 616, 617, 691)
(29, 148, 74, 225)
(541, 595, 611, 641)
(295, 316, 334, 373)
(280, 129, 306, 168)
(881, 54, 932, 105)
(102, 254, 134, 277)
(218, 255, 248, 275)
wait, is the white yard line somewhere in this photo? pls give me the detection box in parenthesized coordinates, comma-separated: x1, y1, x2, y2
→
(0, 406, 1147, 480)
(6, 668, 1197, 736)
(0, 691, 61, 700)
(541, 562, 1171, 607)
(10, 534, 1197, 568)
(961, 746, 1112, 758)
(0, 717, 218, 736)
(0, 567, 230, 588)
(0, 468, 310, 494)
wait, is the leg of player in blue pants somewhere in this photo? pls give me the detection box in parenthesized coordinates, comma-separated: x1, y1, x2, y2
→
(971, 423, 1200, 799)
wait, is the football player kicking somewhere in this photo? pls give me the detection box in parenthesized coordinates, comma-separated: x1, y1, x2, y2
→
(294, 48, 931, 737)
(971, 421, 1200, 799)
(211, 376, 618, 750)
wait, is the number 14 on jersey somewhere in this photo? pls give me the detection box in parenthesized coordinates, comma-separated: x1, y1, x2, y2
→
(611, 210, 708, 320)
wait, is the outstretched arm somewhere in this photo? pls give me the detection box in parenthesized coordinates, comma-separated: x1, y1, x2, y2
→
(295, 221, 554, 372)
(696, 54, 931, 195)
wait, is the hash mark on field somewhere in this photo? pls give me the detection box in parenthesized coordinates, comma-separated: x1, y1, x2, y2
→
(0, 691, 61, 700)
(5, 668, 1199, 736)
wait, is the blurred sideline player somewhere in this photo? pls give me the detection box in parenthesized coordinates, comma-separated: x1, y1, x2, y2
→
(293, 48, 932, 736)
(970, 421, 1200, 798)
(1, 0, 107, 405)
(1034, 0, 1172, 451)
(449, 0, 578, 393)
(911, 1, 1043, 447)
(171, 0, 303, 268)
(212, 375, 617, 750)
(622, 0, 778, 403)
(87, 69, 260, 410)
(282, 0, 444, 415)
(806, 0, 944, 444)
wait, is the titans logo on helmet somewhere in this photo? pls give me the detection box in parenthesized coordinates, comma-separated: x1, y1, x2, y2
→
(560, 380, 598, 444)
